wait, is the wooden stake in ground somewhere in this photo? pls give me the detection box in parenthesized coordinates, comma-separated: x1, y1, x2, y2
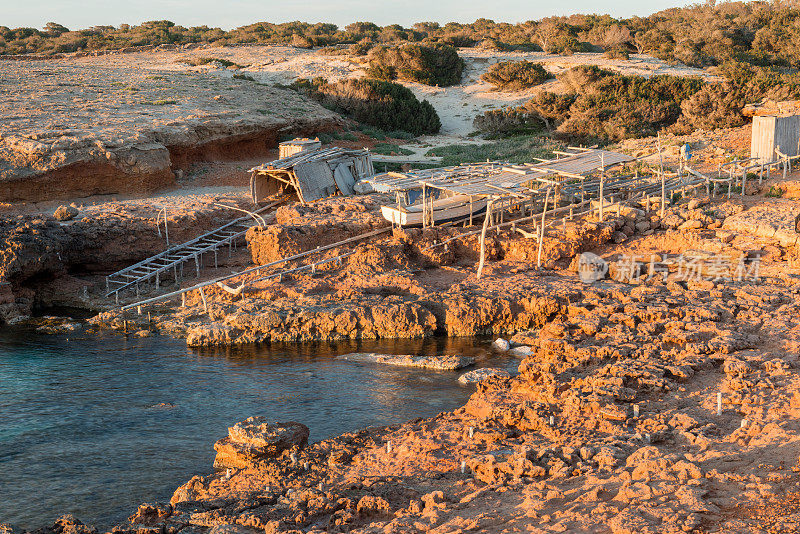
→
(199, 287, 209, 312)
(599, 153, 605, 221)
(658, 133, 665, 217)
(477, 199, 494, 279)
(537, 187, 552, 269)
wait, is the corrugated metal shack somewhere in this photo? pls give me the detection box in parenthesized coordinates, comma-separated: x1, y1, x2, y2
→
(747, 100, 800, 164)
(249, 147, 374, 204)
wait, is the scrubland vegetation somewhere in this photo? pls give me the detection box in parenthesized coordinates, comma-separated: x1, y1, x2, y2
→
(291, 78, 441, 135)
(365, 43, 464, 86)
(481, 61, 552, 91)
(7, 4, 800, 70)
(176, 57, 246, 69)
(475, 62, 800, 143)
(426, 135, 561, 165)
(6, 3, 800, 144)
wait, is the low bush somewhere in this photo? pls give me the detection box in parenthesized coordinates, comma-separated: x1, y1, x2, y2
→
(678, 61, 800, 131)
(425, 135, 560, 165)
(475, 66, 705, 143)
(292, 77, 441, 135)
(472, 109, 544, 136)
(481, 60, 552, 91)
(372, 143, 414, 155)
(366, 43, 464, 86)
(177, 57, 246, 69)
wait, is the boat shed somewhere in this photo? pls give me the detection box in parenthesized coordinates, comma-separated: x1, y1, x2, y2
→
(367, 148, 633, 200)
(366, 148, 634, 227)
(250, 147, 374, 204)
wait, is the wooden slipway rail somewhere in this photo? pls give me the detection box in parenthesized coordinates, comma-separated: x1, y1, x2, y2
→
(105, 201, 281, 300)
(120, 166, 710, 312)
(119, 226, 391, 312)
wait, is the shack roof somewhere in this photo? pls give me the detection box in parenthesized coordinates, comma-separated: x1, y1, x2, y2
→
(366, 148, 634, 198)
(250, 147, 371, 173)
(250, 147, 374, 204)
(743, 99, 800, 117)
(279, 138, 320, 146)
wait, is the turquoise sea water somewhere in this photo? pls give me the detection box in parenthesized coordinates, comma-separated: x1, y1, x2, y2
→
(0, 325, 511, 530)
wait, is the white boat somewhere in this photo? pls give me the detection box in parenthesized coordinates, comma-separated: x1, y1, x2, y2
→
(381, 194, 487, 227)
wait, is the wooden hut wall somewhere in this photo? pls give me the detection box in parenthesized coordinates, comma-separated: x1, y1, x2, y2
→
(294, 160, 337, 202)
(751, 115, 800, 163)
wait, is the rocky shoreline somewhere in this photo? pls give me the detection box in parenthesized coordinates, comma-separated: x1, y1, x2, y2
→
(11, 256, 800, 533)
(2, 180, 797, 533)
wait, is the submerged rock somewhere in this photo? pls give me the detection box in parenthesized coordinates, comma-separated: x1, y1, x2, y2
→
(338, 352, 475, 370)
(213, 417, 309, 469)
(457, 367, 511, 384)
(492, 338, 510, 351)
(34, 316, 81, 334)
(508, 345, 534, 357)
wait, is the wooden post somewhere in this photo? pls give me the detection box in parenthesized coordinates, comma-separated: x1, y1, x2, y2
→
(199, 287, 208, 312)
(421, 184, 426, 228)
(599, 153, 605, 221)
(429, 188, 436, 227)
(469, 196, 473, 226)
(537, 188, 551, 269)
(741, 168, 746, 197)
(658, 133, 665, 217)
(477, 200, 494, 279)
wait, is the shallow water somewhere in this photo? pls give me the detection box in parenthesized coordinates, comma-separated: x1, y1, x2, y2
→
(0, 325, 515, 529)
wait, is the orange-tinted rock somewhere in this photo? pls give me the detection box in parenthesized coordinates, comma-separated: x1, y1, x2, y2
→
(213, 417, 309, 469)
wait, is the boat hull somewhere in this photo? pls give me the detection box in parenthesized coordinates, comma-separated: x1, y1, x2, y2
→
(381, 196, 488, 227)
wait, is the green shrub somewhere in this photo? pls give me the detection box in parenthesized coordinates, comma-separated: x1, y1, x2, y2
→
(556, 67, 705, 142)
(765, 185, 785, 198)
(438, 34, 476, 48)
(520, 92, 577, 125)
(603, 45, 630, 59)
(367, 43, 464, 86)
(425, 135, 560, 165)
(481, 61, 552, 91)
(478, 38, 511, 52)
(475, 66, 707, 143)
(472, 109, 544, 136)
(372, 143, 414, 155)
(349, 38, 374, 56)
(292, 77, 441, 135)
(177, 57, 246, 69)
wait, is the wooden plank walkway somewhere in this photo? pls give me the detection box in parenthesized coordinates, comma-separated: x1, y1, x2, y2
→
(105, 201, 281, 300)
